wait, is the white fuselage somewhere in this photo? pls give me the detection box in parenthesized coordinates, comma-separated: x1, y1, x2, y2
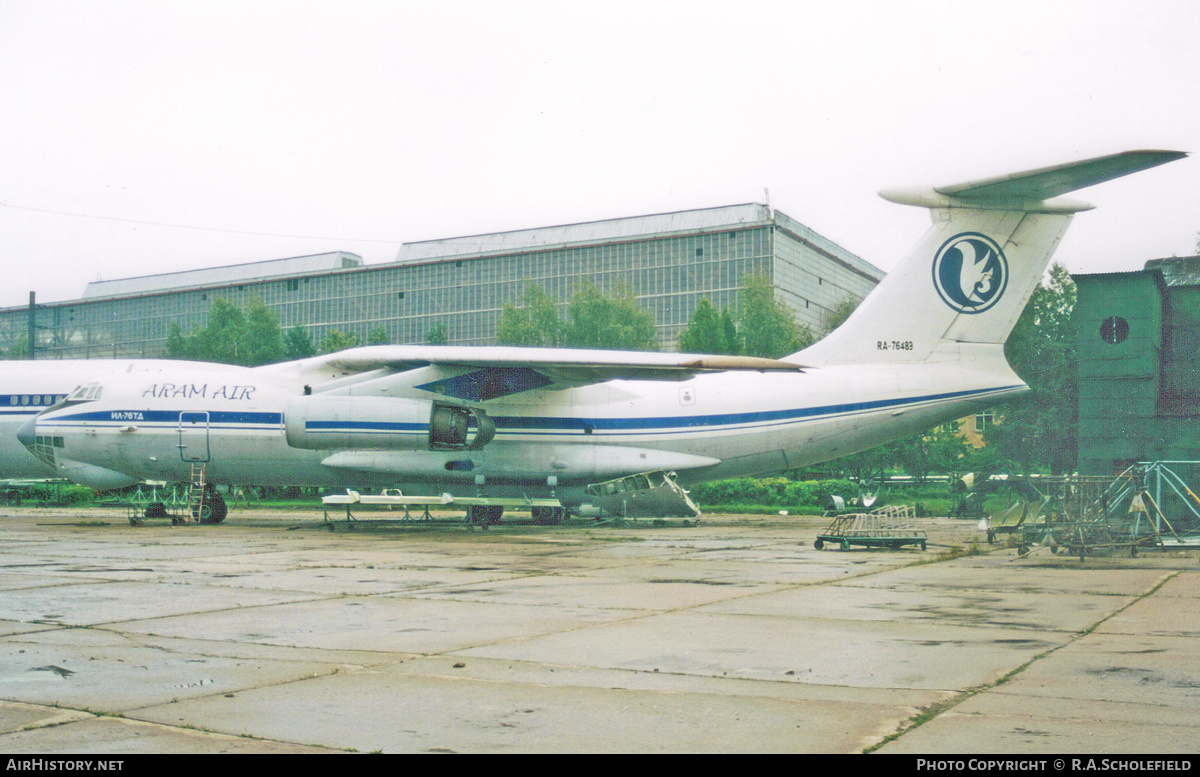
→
(18, 354, 1025, 504)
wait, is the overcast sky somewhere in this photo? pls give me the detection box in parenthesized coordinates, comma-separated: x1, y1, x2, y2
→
(0, 0, 1197, 310)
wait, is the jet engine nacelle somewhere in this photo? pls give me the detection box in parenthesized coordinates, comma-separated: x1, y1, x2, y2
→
(285, 396, 495, 451)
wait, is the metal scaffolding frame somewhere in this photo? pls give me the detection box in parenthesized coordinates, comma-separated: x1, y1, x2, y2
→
(1006, 461, 1200, 560)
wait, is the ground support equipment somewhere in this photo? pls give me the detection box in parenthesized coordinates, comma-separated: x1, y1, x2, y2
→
(814, 512, 927, 551)
(320, 489, 564, 530)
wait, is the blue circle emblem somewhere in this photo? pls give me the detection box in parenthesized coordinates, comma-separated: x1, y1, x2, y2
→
(931, 232, 1008, 314)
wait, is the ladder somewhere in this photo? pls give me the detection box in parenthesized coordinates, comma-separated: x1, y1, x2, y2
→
(188, 463, 207, 523)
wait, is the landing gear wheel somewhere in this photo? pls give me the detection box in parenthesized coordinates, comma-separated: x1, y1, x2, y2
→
(468, 504, 503, 528)
(193, 492, 228, 524)
(533, 507, 565, 526)
(814, 539, 824, 550)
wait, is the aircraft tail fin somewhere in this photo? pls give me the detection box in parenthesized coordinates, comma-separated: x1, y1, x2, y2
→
(794, 150, 1186, 367)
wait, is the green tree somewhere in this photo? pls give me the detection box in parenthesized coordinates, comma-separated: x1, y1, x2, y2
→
(497, 282, 657, 351)
(823, 296, 860, 337)
(425, 322, 449, 345)
(284, 326, 316, 360)
(679, 298, 741, 354)
(738, 273, 813, 358)
(5, 334, 28, 360)
(888, 426, 971, 484)
(563, 281, 658, 351)
(367, 325, 390, 346)
(719, 308, 740, 354)
(163, 297, 285, 366)
(496, 285, 564, 347)
(835, 440, 893, 485)
(318, 329, 358, 354)
(988, 263, 1078, 474)
(163, 297, 242, 363)
(242, 298, 285, 366)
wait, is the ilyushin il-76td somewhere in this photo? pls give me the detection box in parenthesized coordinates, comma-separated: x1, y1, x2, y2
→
(6, 150, 1187, 523)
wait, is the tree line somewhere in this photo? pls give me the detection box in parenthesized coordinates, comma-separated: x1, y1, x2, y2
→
(148, 272, 836, 364)
(493, 273, 847, 357)
(157, 298, 446, 365)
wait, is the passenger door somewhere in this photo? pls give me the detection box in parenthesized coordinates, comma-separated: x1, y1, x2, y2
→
(178, 412, 211, 463)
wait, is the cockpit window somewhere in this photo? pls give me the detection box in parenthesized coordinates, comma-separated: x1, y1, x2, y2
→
(53, 383, 103, 409)
(66, 383, 103, 402)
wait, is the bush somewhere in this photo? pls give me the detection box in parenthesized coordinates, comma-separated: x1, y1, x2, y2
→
(58, 485, 96, 504)
(692, 477, 860, 508)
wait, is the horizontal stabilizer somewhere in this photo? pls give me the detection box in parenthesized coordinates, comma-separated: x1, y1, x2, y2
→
(880, 150, 1187, 212)
(937, 149, 1187, 202)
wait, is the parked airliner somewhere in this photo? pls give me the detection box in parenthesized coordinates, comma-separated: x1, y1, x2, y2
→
(6, 150, 1187, 522)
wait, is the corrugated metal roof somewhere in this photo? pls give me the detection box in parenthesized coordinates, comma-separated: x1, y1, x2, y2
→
(82, 252, 364, 299)
(1145, 256, 1200, 287)
(394, 204, 773, 263)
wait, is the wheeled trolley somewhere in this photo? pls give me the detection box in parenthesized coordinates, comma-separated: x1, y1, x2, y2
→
(814, 513, 927, 551)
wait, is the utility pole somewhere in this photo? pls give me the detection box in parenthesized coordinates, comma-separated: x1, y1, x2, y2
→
(27, 291, 35, 360)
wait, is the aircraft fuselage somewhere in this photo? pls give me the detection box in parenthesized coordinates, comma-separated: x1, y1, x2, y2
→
(24, 354, 1024, 504)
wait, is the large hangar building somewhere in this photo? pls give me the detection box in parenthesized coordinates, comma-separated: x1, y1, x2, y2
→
(0, 204, 882, 359)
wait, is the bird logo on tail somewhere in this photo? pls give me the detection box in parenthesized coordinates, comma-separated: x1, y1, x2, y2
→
(931, 233, 1009, 314)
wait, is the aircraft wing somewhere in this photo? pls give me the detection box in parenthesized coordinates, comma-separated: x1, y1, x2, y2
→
(278, 345, 805, 401)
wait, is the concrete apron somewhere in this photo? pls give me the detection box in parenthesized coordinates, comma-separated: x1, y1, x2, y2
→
(0, 508, 1196, 754)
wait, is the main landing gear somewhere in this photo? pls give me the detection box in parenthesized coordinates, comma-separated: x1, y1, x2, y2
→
(466, 504, 567, 527)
